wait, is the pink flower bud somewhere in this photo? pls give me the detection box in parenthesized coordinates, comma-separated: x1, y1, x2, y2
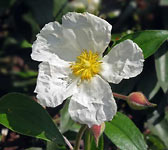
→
(90, 122, 105, 147)
(127, 92, 157, 110)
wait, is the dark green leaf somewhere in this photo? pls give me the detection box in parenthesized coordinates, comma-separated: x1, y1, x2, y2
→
(115, 30, 168, 59)
(136, 58, 158, 99)
(24, 0, 53, 26)
(47, 141, 66, 150)
(105, 112, 147, 150)
(0, 93, 65, 145)
(22, 13, 40, 40)
(53, 0, 70, 22)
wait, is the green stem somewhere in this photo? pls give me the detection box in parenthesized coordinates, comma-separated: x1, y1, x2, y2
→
(113, 92, 128, 101)
(74, 124, 87, 150)
(84, 129, 91, 150)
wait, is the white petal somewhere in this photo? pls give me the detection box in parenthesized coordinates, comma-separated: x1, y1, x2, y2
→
(100, 40, 144, 84)
(68, 75, 117, 127)
(35, 62, 78, 107)
(62, 12, 112, 54)
(31, 21, 82, 62)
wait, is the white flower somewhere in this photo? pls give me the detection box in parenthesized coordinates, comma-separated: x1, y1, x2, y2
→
(31, 12, 144, 127)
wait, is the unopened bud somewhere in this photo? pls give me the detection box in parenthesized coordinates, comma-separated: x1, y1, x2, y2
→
(127, 92, 157, 110)
(90, 122, 105, 147)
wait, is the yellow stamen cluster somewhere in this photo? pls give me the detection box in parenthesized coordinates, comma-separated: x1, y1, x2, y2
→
(70, 50, 102, 80)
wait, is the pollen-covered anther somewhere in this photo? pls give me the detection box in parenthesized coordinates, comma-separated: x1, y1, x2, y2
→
(70, 50, 102, 80)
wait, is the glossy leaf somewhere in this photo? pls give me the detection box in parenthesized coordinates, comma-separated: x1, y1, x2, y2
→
(0, 93, 65, 145)
(105, 112, 147, 150)
(114, 30, 168, 59)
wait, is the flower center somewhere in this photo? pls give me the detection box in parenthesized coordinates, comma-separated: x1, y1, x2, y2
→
(70, 50, 102, 80)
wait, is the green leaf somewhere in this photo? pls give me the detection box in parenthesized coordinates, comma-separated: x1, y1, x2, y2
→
(146, 134, 166, 150)
(47, 141, 66, 150)
(13, 71, 37, 78)
(0, 93, 65, 145)
(115, 30, 168, 59)
(20, 40, 32, 48)
(155, 45, 168, 93)
(13, 78, 36, 87)
(105, 112, 147, 150)
(60, 99, 80, 133)
(53, 0, 70, 22)
(149, 82, 160, 99)
(60, 99, 74, 133)
(24, 0, 53, 26)
(23, 12, 40, 39)
(135, 58, 159, 99)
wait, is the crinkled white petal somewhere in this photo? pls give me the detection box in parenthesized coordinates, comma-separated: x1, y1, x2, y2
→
(68, 75, 117, 127)
(35, 62, 78, 107)
(31, 21, 82, 62)
(31, 12, 112, 62)
(100, 40, 144, 84)
(62, 12, 112, 55)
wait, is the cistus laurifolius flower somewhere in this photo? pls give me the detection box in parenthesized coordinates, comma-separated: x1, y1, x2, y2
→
(31, 12, 144, 127)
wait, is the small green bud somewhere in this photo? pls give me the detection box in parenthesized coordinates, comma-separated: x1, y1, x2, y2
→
(127, 92, 157, 110)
